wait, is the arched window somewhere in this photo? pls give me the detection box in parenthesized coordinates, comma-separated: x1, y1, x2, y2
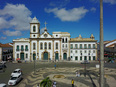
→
(56, 43, 58, 49)
(40, 43, 43, 49)
(66, 44, 67, 48)
(49, 43, 51, 49)
(62, 38, 64, 43)
(66, 38, 67, 43)
(33, 43, 36, 50)
(45, 43, 47, 49)
(33, 26, 36, 32)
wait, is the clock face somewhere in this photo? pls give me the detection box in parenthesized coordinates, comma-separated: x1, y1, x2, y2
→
(44, 34, 47, 37)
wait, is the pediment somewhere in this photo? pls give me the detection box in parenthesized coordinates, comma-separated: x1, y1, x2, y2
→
(39, 31, 53, 38)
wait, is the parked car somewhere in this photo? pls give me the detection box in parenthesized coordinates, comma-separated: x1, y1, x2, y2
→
(0, 83, 7, 87)
(81, 60, 90, 64)
(11, 69, 22, 76)
(8, 74, 22, 86)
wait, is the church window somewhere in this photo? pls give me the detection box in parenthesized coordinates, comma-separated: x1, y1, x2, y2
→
(21, 45, 24, 51)
(44, 34, 47, 37)
(80, 56, 82, 60)
(93, 44, 95, 48)
(33, 35, 35, 37)
(62, 38, 64, 43)
(56, 43, 58, 49)
(33, 43, 36, 50)
(45, 43, 47, 49)
(66, 44, 67, 48)
(17, 54, 19, 58)
(75, 50, 77, 53)
(88, 44, 91, 49)
(71, 50, 72, 53)
(84, 44, 87, 49)
(25, 45, 28, 51)
(75, 44, 78, 49)
(66, 38, 67, 43)
(70, 44, 73, 49)
(85, 50, 86, 53)
(93, 56, 96, 60)
(49, 43, 51, 49)
(63, 44, 64, 48)
(93, 50, 95, 53)
(56, 35, 58, 37)
(80, 44, 82, 49)
(26, 54, 28, 58)
(33, 26, 36, 32)
(89, 56, 91, 60)
(40, 43, 43, 49)
(16, 45, 19, 51)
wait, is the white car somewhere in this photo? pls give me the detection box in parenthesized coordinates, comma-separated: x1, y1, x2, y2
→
(11, 69, 22, 76)
(0, 83, 7, 87)
(8, 74, 22, 86)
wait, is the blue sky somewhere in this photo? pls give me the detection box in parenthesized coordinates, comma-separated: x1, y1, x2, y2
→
(0, 0, 116, 43)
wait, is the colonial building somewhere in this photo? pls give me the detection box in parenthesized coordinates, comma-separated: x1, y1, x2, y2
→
(13, 17, 97, 62)
(0, 43, 13, 61)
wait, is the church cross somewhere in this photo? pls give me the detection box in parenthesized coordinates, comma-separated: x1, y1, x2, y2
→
(44, 21, 47, 28)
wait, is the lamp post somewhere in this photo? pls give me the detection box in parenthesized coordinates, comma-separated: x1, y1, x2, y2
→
(100, 0, 104, 87)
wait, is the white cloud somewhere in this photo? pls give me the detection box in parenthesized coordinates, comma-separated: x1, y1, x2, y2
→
(90, 7, 96, 12)
(0, 3, 32, 30)
(103, 0, 116, 4)
(3, 30, 22, 36)
(45, 7, 88, 22)
(0, 36, 7, 40)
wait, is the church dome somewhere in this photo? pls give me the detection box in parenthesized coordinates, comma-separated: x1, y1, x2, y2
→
(30, 17, 40, 23)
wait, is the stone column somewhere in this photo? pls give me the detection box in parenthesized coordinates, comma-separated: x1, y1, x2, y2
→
(52, 40, 54, 60)
(37, 40, 39, 60)
(13, 42, 15, 61)
(60, 40, 62, 60)
(30, 40, 32, 61)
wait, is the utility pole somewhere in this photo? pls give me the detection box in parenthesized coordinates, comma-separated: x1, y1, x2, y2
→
(100, 0, 104, 87)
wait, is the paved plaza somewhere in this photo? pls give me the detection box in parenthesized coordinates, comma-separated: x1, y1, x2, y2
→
(18, 65, 116, 87)
(0, 62, 116, 87)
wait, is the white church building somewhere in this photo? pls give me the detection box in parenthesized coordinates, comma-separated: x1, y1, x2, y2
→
(13, 17, 97, 62)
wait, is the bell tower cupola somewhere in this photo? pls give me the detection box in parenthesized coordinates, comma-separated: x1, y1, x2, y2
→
(30, 17, 40, 38)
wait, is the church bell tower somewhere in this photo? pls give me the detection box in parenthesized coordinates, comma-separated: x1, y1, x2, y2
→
(30, 17, 40, 38)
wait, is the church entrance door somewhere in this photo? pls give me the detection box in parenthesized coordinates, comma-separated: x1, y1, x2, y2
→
(63, 53, 67, 60)
(20, 53, 24, 60)
(55, 53, 59, 60)
(44, 52, 48, 60)
(33, 53, 36, 60)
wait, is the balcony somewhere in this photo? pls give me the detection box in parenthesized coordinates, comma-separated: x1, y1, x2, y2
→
(21, 49, 24, 51)
(25, 49, 28, 51)
(16, 49, 19, 51)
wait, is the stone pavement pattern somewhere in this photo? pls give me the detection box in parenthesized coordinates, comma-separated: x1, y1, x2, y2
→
(18, 67, 116, 87)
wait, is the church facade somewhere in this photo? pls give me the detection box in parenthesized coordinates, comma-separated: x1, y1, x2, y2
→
(13, 17, 97, 62)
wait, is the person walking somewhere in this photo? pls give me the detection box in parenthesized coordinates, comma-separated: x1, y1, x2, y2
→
(71, 79, 74, 87)
(37, 83, 39, 87)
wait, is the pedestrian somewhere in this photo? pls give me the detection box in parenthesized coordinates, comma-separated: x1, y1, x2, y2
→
(77, 71, 80, 77)
(71, 79, 74, 87)
(37, 83, 39, 87)
(53, 81, 57, 85)
(76, 71, 78, 77)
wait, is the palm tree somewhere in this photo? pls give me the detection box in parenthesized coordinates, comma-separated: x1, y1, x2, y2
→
(40, 77, 52, 87)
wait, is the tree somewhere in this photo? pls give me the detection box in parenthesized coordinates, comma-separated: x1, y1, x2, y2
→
(40, 77, 52, 87)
